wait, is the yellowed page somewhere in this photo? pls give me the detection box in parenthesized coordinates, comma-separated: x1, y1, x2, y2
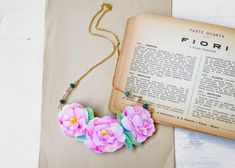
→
(109, 13, 235, 140)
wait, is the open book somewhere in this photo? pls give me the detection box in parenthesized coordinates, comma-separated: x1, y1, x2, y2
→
(109, 13, 235, 140)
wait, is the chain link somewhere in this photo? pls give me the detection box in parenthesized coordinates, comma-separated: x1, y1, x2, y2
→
(58, 3, 123, 108)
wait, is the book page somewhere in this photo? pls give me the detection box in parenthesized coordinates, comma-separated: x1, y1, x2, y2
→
(109, 13, 235, 139)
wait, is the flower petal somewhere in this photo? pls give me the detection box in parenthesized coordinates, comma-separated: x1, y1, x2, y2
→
(133, 115, 143, 127)
(121, 117, 134, 131)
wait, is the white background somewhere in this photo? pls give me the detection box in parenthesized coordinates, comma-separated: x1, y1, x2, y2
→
(0, 0, 234, 167)
(0, 0, 44, 168)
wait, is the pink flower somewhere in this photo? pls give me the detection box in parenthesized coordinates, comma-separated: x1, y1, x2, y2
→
(121, 106, 155, 143)
(58, 103, 89, 137)
(84, 116, 125, 153)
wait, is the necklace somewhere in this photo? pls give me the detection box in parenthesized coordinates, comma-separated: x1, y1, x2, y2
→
(57, 2, 156, 154)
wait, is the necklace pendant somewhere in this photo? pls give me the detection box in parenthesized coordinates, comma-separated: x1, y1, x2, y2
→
(58, 103, 155, 154)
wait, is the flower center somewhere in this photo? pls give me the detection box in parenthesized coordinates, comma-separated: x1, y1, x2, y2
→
(70, 117, 77, 124)
(100, 129, 109, 136)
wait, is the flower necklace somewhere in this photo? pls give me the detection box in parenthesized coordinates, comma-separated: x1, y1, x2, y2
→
(57, 2, 156, 154)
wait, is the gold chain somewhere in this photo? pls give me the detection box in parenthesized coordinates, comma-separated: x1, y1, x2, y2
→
(58, 2, 123, 108)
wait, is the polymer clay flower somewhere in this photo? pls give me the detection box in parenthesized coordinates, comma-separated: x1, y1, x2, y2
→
(84, 116, 126, 153)
(121, 106, 155, 143)
(58, 103, 93, 137)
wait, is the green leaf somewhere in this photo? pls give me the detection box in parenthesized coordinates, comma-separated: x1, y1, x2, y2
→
(116, 112, 123, 123)
(132, 140, 141, 147)
(86, 107, 94, 121)
(124, 135, 133, 150)
(75, 135, 86, 142)
(125, 131, 134, 140)
(125, 131, 141, 147)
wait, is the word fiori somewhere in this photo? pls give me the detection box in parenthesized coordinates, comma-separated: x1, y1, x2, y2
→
(181, 37, 229, 51)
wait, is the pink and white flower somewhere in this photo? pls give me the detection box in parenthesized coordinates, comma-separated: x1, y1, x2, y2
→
(84, 116, 125, 153)
(58, 103, 88, 137)
(121, 106, 155, 143)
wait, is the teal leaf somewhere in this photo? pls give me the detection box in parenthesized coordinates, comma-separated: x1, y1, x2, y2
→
(132, 140, 141, 147)
(86, 107, 94, 121)
(125, 131, 141, 147)
(124, 135, 133, 150)
(125, 131, 134, 140)
(116, 112, 123, 123)
(75, 135, 86, 142)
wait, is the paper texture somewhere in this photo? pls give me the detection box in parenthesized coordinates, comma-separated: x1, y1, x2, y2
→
(39, 0, 173, 168)
(109, 13, 235, 139)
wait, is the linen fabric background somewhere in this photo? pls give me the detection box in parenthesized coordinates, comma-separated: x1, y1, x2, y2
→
(39, 0, 174, 167)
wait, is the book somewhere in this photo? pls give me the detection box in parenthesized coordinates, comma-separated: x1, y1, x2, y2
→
(109, 13, 235, 140)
